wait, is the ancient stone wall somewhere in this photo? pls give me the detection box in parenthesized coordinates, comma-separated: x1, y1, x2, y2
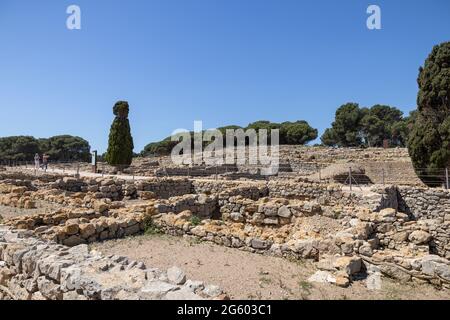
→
(150, 208, 450, 288)
(267, 180, 362, 206)
(0, 226, 224, 300)
(134, 179, 193, 199)
(192, 180, 265, 194)
(3, 201, 152, 247)
(397, 187, 450, 219)
(156, 194, 219, 218)
(155, 164, 239, 177)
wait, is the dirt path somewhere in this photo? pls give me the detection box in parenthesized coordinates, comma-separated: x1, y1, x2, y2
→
(91, 234, 450, 300)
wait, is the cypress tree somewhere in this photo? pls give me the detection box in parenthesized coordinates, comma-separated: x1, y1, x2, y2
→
(408, 42, 450, 186)
(105, 101, 134, 168)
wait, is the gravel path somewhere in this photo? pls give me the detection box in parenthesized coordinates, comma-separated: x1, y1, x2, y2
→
(91, 234, 450, 300)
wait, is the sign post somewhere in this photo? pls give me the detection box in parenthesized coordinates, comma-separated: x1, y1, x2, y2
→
(91, 150, 97, 173)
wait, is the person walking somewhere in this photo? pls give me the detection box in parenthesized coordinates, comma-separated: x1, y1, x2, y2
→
(34, 153, 40, 170)
(42, 154, 49, 171)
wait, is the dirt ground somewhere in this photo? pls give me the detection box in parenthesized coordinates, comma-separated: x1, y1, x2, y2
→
(0, 201, 62, 220)
(91, 234, 450, 300)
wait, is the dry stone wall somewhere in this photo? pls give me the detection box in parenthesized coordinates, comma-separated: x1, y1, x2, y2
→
(0, 226, 225, 300)
(3, 201, 153, 247)
(156, 195, 218, 218)
(149, 207, 450, 288)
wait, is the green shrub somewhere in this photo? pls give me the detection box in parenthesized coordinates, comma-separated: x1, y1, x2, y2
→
(143, 216, 162, 235)
(190, 215, 202, 226)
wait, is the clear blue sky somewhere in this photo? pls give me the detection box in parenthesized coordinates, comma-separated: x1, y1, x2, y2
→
(1, 0, 449, 153)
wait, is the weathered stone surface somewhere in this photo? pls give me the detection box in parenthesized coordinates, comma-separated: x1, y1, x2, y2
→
(251, 239, 269, 250)
(366, 272, 382, 290)
(308, 271, 336, 284)
(379, 265, 411, 283)
(277, 206, 292, 218)
(203, 285, 222, 298)
(167, 266, 186, 285)
(333, 256, 362, 276)
(408, 230, 431, 245)
(184, 280, 204, 292)
(0, 227, 223, 301)
(165, 288, 204, 300)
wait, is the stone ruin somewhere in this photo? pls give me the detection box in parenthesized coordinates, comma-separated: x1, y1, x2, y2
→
(0, 165, 449, 300)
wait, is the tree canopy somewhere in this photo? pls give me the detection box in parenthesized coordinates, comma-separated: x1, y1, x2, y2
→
(0, 135, 90, 162)
(321, 103, 408, 148)
(141, 120, 318, 156)
(408, 41, 450, 186)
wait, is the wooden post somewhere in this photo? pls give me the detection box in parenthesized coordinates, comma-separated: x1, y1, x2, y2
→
(446, 168, 449, 190)
(349, 167, 352, 191)
(382, 168, 385, 186)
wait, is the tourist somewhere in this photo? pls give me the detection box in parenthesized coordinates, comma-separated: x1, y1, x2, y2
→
(34, 153, 40, 170)
(42, 154, 49, 171)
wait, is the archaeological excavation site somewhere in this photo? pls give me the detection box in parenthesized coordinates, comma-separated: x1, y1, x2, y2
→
(0, 146, 449, 301)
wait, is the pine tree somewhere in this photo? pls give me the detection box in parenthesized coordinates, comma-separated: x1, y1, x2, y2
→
(105, 101, 134, 168)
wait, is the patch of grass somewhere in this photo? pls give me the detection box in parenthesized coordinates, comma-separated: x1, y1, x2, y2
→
(383, 283, 403, 300)
(259, 276, 273, 287)
(187, 236, 202, 246)
(299, 280, 313, 291)
(285, 255, 307, 267)
(247, 291, 265, 299)
(190, 215, 202, 226)
(298, 280, 313, 299)
(143, 216, 162, 235)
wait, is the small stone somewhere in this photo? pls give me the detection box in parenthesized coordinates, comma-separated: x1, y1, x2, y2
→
(366, 272, 382, 290)
(335, 275, 350, 287)
(277, 206, 292, 218)
(203, 285, 222, 298)
(94, 201, 109, 213)
(251, 239, 269, 250)
(308, 271, 336, 284)
(64, 222, 79, 236)
(165, 289, 204, 300)
(167, 266, 186, 285)
(230, 212, 245, 222)
(408, 230, 431, 245)
(63, 235, 84, 247)
(140, 280, 178, 299)
(333, 256, 362, 276)
(184, 280, 204, 292)
(79, 224, 96, 239)
(358, 243, 373, 256)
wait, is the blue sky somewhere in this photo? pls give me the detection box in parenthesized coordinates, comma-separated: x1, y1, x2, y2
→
(0, 0, 449, 153)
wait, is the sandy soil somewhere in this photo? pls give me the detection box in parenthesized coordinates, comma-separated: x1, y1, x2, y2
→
(0, 201, 62, 220)
(91, 234, 450, 300)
